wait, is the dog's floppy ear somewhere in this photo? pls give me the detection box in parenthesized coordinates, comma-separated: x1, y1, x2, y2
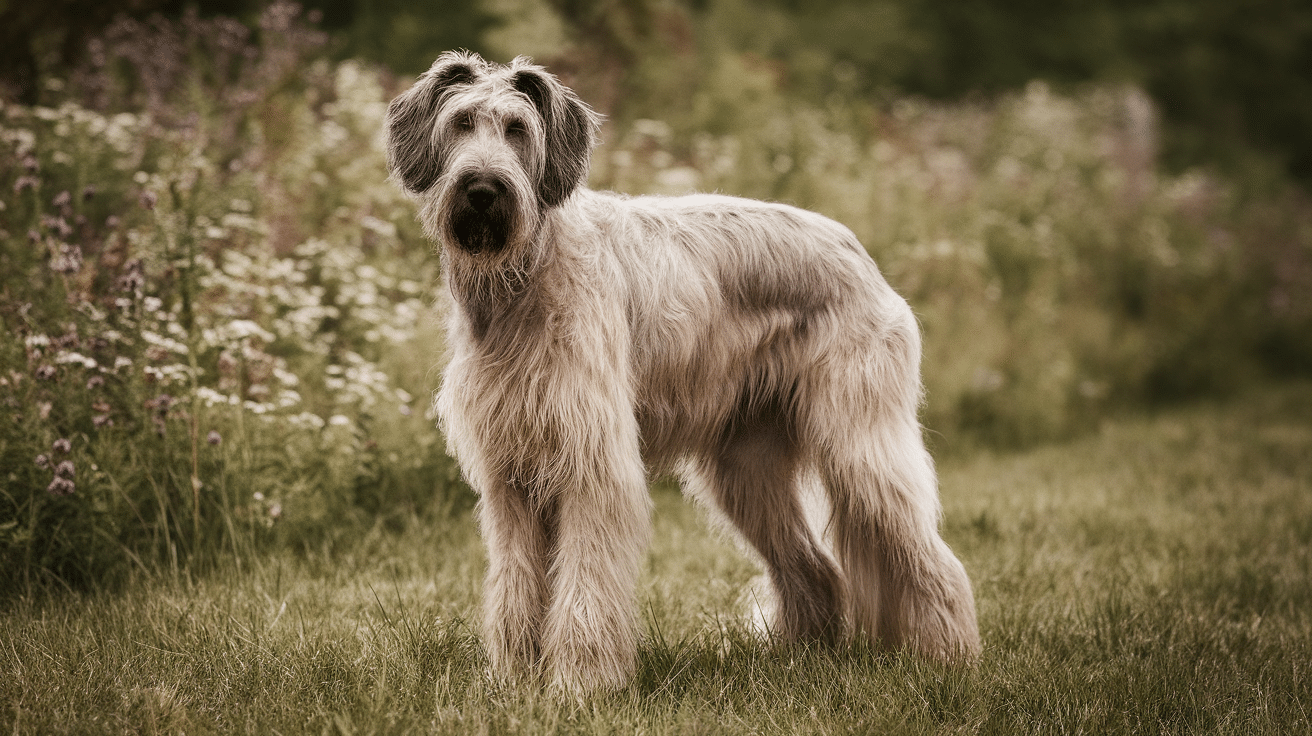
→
(386, 51, 483, 194)
(510, 60, 602, 207)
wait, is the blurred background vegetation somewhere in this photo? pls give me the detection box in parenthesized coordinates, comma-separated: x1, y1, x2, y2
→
(7, 0, 1312, 181)
(1, 0, 1310, 591)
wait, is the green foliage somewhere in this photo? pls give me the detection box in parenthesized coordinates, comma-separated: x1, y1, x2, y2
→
(322, 0, 502, 75)
(0, 4, 460, 595)
(661, 0, 1312, 183)
(591, 78, 1312, 448)
(2, 1, 1311, 592)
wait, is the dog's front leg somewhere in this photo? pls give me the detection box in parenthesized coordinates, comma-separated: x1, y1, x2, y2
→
(539, 418, 652, 695)
(478, 480, 552, 679)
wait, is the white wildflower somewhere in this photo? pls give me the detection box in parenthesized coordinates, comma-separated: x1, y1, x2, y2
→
(360, 217, 396, 238)
(55, 351, 98, 369)
(141, 330, 189, 355)
(288, 412, 326, 430)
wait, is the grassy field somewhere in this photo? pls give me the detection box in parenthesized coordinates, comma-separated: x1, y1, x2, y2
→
(3, 383, 1310, 734)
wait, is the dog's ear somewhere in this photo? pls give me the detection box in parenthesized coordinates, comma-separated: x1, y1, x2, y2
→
(510, 60, 602, 207)
(386, 51, 484, 194)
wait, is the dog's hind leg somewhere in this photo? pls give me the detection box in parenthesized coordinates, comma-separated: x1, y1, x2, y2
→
(819, 420, 979, 662)
(807, 321, 980, 661)
(692, 403, 846, 643)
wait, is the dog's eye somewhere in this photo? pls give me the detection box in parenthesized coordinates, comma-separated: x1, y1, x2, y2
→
(506, 120, 527, 137)
(454, 114, 474, 132)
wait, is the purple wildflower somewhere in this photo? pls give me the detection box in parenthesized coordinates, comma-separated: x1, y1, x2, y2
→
(139, 190, 157, 210)
(55, 460, 75, 479)
(146, 394, 173, 436)
(52, 190, 71, 209)
(52, 438, 72, 454)
(35, 454, 50, 470)
(117, 259, 145, 295)
(50, 243, 84, 275)
(206, 429, 222, 446)
(47, 477, 76, 495)
(35, 364, 57, 380)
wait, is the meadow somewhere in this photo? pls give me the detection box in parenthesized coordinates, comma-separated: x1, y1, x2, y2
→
(4, 384, 1311, 733)
(2, 4, 1311, 733)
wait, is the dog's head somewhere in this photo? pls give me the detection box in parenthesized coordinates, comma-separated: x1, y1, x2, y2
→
(385, 51, 601, 255)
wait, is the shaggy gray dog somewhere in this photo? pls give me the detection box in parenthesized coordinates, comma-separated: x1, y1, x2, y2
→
(386, 50, 979, 694)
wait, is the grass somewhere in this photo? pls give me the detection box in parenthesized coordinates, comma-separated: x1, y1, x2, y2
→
(3, 383, 1311, 734)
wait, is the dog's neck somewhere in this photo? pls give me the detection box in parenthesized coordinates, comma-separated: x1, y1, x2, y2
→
(444, 216, 562, 342)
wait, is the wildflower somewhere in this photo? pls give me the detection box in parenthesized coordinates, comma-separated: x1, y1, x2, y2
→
(38, 401, 52, 419)
(82, 185, 95, 201)
(14, 176, 38, 194)
(35, 364, 57, 380)
(139, 189, 157, 210)
(42, 215, 72, 238)
(86, 375, 104, 390)
(268, 502, 282, 519)
(35, 454, 50, 470)
(54, 328, 79, 349)
(105, 215, 119, 229)
(55, 460, 75, 479)
(218, 350, 239, 380)
(47, 477, 75, 495)
(53, 438, 72, 454)
(50, 243, 84, 275)
(116, 259, 145, 294)
(93, 414, 113, 428)
(21, 155, 38, 173)
(52, 190, 71, 209)
(206, 429, 222, 446)
(146, 394, 173, 435)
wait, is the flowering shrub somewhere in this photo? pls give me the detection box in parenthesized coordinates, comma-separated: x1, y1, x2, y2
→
(0, 4, 457, 592)
(2, 6, 1309, 590)
(592, 74, 1312, 448)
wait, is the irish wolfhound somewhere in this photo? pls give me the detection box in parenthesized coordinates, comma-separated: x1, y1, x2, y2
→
(386, 51, 980, 693)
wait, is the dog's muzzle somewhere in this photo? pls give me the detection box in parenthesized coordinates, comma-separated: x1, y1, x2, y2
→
(449, 173, 514, 254)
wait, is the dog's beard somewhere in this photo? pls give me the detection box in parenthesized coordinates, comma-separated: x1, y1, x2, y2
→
(449, 201, 515, 255)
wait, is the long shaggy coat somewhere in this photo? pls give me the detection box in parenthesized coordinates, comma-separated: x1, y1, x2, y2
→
(386, 50, 980, 694)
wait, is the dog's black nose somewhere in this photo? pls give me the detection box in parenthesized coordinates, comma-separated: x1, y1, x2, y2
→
(466, 178, 503, 212)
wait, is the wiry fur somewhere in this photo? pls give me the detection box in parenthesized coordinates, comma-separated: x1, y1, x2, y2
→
(386, 51, 980, 694)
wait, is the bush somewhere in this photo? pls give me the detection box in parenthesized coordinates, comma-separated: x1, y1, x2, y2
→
(3, 4, 1310, 591)
(0, 4, 460, 594)
(589, 72, 1312, 449)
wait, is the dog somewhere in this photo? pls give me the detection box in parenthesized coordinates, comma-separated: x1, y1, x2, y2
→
(385, 50, 980, 694)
